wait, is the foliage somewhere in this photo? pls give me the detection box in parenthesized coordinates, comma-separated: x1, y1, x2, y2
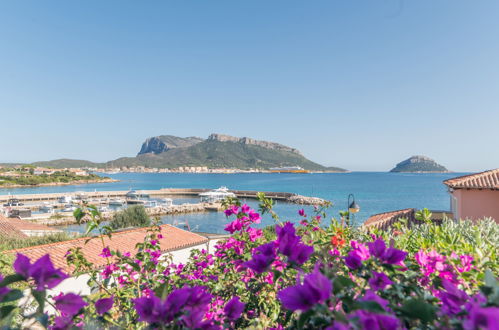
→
(109, 205, 151, 230)
(0, 168, 108, 186)
(0, 232, 77, 253)
(0, 198, 498, 329)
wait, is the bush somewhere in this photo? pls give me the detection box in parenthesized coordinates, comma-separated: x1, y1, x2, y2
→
(0, 201, 498, 329)
(109, 205, 151, 230)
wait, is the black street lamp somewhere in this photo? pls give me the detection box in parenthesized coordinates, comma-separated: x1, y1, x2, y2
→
(347, 193, 360, 226)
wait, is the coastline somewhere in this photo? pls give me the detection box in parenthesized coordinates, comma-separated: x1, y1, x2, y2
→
(0, 178, 119, 190)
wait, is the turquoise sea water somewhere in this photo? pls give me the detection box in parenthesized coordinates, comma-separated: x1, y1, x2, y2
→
(1, 172, 465, 234)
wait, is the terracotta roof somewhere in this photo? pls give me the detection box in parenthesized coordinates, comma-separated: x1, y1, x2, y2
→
(0, 214, 28, 239)
(1, 216, 60, 232)
(6, 224, 209, 273)
(363, 209, 415, 229)
(444, 169, 499, 190)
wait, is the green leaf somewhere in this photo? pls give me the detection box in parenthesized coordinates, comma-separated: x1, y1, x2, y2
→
(333, 276, 355, 294)
(357, 300, 386, 313)
(31, 290, 46, 314)
(73, 208, 85, 223)
(0, 305, 16, 318)
(297, 309, 314, 329)
(399, 299, 436, 323)
(0, 274, 25, 287)
(0, 289, 23, 303)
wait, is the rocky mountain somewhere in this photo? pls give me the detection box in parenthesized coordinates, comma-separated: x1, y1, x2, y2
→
(25, 134, 346, 172)
(138, 136, 204, 155)
(207, 134, 301, 155)
(108, 134, 345, 171)
(390, 156, 448, 173)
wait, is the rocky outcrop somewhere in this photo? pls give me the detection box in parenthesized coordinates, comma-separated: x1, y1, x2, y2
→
(207, 133, 301, 155)
(287, 195, 329, 206)
(138, 136, 203, 155)
(390, 156, 448, 173)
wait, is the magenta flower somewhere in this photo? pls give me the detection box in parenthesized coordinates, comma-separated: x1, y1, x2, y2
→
(380, 247, 407, 265)
(0, 275, 11, 301)
(368, 271, 393, 291)
(14, 254, 68, 291)
(95, 296, 114, 315)
(367, 239, 387, 259)
(361, 290, 390, 311)
(345, 251, 362, 270)
(440, 280, 469, 315)
(278, 266, 332, 311)
(240, 204, 250, 214)
(275, 222, 313, 265)
(53, 293, 88, 316)
(458, 255, 474, 273)
(134, 286, 212, 327)
(51, 315, 74, 330)
(463, 305, 499, 330)
(134, 295, 163, 323)
(350, 310, 399, 329)
(298, 209, 306, 217)
(246, 227, 263, 242)
(350, 241, 370, 261)
(288, 243, 314, 265)
(224, 219, 243, 234)
(244, 243, 277, 274)
(99, 247, 112, 258)
(248, 211, 261, 223)
(224, 296, 245, 321)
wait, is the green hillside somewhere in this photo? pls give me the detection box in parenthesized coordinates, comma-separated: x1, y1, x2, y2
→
(32, 159, 104, 168)
(390, 156, 448, 173)
(107, 140, 346, 171)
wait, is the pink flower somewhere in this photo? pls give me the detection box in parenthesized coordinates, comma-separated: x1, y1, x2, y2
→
(157, 234, 163, 239)
(298, 209, 306, 217)
(458, 255, 473, 273)
(246, 227, 263, 242)
(99, 247, 112, 258)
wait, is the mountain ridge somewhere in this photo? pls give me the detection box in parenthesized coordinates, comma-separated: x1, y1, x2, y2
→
(25, 134, 346, 172)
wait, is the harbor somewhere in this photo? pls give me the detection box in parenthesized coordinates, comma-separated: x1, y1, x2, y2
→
(0, 187, 328, 226)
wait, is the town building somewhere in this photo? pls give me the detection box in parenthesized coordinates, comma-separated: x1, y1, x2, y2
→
(443, 168, 499, 222)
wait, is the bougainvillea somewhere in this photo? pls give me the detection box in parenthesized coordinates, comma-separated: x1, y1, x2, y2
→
(0, 200, 498, 329)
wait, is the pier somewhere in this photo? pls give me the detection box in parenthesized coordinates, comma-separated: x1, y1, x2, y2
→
(0, 188, 323, 204)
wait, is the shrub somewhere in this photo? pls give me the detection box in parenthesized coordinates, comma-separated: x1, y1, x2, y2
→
(109, 205, 151, 230)
(0, 200, 498, 329)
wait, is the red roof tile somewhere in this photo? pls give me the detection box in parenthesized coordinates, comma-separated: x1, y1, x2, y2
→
(363, 209, 415, 229)
(443, 169, 499, 190)
(6, 224, 209, 273)
(2, 216, 60, 232)
(0, 214, 28, 239)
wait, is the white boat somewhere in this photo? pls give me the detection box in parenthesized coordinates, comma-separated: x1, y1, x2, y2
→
(62, 204, 77, 212)
(58, 196, 73, 204)
(159, 198, 173, 207)
(108, 198, 126, 206)
(39, 202, 55, 213)
(144, 200, 158, 208)
(98, 205, 110, 212)
(199, 186, 236, 203)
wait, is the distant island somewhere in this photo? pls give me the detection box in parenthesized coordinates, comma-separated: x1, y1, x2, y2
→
(390, 155, 449, 173)
(25, 134, 347, 172)
(0, 167, 114, 189)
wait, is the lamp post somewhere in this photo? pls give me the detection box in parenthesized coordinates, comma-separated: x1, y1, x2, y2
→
(347, 193, 360, 226)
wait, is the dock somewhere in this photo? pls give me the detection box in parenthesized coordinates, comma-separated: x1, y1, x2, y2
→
(0, 188, 319, 204)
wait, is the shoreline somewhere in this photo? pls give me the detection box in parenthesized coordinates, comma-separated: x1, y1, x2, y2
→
(0, 178, 119, 190)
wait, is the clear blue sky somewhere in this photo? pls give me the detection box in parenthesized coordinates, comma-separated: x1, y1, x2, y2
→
(0, 0, 498, 171)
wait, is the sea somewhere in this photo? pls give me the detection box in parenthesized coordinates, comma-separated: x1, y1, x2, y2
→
(1, 172, 466, 234)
